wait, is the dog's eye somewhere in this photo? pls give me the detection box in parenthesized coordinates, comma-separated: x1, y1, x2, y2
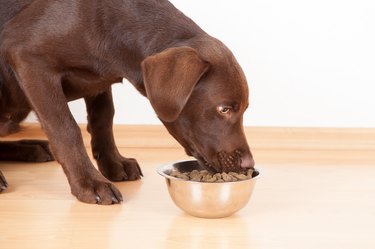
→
(217, 106, 232, 114)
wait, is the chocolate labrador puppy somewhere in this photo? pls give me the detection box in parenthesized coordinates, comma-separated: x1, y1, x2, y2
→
(0, 0, 254, 204)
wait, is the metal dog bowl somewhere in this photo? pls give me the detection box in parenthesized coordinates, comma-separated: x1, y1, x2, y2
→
(157, 160, 260, 218)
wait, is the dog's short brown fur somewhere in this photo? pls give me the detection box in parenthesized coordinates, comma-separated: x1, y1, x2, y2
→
(0, 0, 254, 204)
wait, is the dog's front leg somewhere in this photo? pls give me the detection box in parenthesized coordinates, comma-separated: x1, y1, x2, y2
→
(85, 90, 143, 181)
(8, 56, 122, 205)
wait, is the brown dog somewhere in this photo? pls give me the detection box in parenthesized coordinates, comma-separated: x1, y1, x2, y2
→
(0, 0, 255, 204)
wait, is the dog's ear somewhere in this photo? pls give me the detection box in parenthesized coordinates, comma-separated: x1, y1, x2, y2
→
(141, 46, 210, 122)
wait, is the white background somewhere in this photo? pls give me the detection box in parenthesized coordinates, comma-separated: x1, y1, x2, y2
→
(27, 0, 375, 127)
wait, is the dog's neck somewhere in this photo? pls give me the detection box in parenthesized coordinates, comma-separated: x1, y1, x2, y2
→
(96, 0, 207, 93)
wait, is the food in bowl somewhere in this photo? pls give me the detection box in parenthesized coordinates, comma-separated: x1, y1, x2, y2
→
(169, 168, 254, 182)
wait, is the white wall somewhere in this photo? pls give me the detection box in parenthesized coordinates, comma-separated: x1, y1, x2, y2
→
(28, 0, 375, 127)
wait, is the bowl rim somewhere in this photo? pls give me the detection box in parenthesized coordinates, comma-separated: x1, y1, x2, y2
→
(156, 159, 260, 184)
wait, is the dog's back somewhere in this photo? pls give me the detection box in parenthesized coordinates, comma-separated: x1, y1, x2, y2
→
(0, 0, 33, 30)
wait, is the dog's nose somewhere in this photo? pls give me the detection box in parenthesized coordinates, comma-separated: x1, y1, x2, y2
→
(241, 154, 255, 169)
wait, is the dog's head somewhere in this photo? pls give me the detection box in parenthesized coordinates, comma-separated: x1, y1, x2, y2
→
(141, 41, 254, 172)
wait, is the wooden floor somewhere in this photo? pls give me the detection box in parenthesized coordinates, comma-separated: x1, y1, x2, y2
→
(1, 124, 375, 249)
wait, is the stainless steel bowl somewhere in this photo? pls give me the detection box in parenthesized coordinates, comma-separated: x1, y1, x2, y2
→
(157, 160, 260, 218)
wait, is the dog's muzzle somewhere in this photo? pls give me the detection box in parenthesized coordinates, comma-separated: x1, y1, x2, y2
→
(197, 150, 254, 173)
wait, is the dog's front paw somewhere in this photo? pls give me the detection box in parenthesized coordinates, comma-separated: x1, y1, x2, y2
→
(97, 156, 143, 182)
(0, 170, 8, 193)
(71, 174, 123, 205)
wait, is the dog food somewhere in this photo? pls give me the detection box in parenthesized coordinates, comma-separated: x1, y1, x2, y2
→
(169, 168, 254, 182)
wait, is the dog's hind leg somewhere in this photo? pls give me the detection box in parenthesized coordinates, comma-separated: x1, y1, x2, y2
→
(0, 140, 54, 162)
(0, 117, 20, 136)
(0, 169, 7, 193)
(0, 120, 54, 193)
(85, 89, 143, 181)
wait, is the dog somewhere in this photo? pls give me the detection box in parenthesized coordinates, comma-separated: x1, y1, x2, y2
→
(0, 0, 255, 204)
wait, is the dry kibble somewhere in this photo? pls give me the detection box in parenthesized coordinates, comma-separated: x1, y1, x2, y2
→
(170, 170, 189, 180)
(213, 173, 222, 181)
(190, 175, 202, 182)
(200, 170, 209, 175)
(205, 177, 216, 183)
(190, 170, 200, 177)
(169, 168, 254, 182)
(234, 173, 247, 180)
(222, 172, 233, 182)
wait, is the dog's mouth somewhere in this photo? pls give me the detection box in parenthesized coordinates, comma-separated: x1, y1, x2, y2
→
(190, 148, 245, 173)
